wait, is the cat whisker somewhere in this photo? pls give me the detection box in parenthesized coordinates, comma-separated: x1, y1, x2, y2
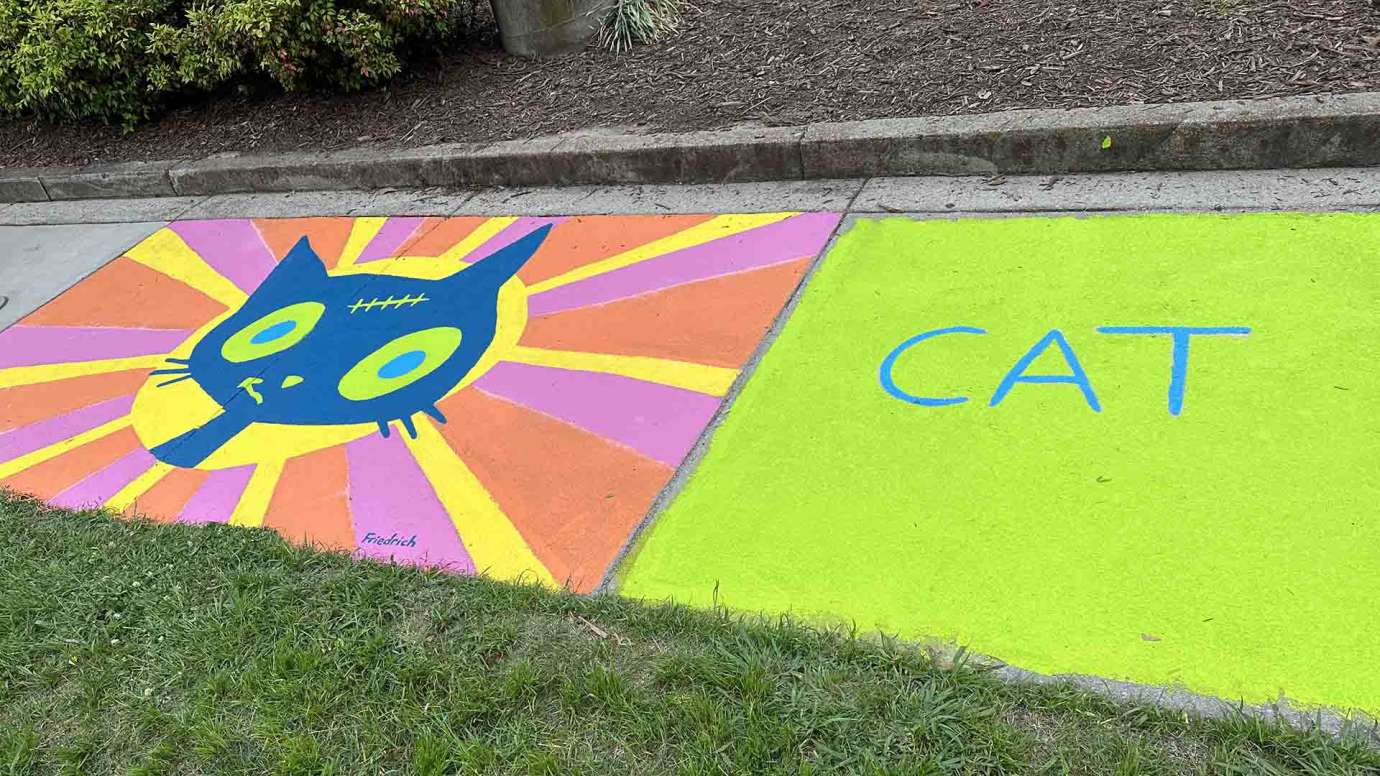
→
(399, 416, 419, 439)
(163, 357, 191, 365)
(157, 375, 195, 388)
(422, 404, 447, 424)
(376, 421, 391, 439)
(150, 368, 191, 377)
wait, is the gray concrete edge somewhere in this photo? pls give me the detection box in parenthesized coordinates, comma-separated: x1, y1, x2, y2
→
(8, 167, 1379, 225)
(986, 662, 1380, 744)
(4, 91, 1379, 204)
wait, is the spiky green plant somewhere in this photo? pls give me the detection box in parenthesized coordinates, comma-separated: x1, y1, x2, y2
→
(601, 0, 684, 53)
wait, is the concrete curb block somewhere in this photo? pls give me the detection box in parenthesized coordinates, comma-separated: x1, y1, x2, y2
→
(42, 160, 179, 200)
(802, 92, 1380, 177)
(163, 125, 805, 196)
(0, 169, 50, 202)
(6, 92, 1379, 203)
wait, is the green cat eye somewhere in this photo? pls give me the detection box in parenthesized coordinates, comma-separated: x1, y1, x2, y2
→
(337, 327, 463, 402)
(221, 302, 325, 363)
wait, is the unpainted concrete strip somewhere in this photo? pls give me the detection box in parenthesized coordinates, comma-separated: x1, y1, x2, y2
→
(10, 92, 1380, 203)
(455, 178, 865, 215)
(9, 170, 1378, 224)
(0, 196, 205, 226)
(167, 180, 863, 221)
(854, 166, 1380, 213)
(178, 188, 478, 220)
(0, 222, 168, 328)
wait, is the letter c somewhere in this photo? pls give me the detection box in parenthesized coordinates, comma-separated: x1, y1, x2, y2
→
(879, 326, 987, 406)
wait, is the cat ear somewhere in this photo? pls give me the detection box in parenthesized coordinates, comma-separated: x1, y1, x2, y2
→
(447, 224, 552, 292)
(256, 236, 328, 293)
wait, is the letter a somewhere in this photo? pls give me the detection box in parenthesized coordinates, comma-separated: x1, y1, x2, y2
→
(990, 329, 1101, 412)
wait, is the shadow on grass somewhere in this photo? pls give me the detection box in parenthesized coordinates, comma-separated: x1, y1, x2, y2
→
(1, 491, 1376, 774)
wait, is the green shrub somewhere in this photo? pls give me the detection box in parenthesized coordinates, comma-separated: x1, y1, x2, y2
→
(0, 0, 479, 127)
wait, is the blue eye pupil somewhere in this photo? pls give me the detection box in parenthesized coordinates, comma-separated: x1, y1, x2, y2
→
(251, 320, 297, 345)
(378, 350, 427, 379)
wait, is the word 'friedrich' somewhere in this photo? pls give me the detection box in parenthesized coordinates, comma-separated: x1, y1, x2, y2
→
(361, 532, 419, 547)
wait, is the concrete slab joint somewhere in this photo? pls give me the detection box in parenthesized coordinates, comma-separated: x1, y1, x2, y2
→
(0, 169, 52, 203)
(4, 91, 1379, 203)
(40, 160, 179, 200)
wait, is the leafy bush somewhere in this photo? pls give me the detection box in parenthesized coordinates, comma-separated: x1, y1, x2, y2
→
(0, 0, 479, 127)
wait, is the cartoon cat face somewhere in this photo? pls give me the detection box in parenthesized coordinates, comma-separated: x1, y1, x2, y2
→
(149, 225, 551, 468)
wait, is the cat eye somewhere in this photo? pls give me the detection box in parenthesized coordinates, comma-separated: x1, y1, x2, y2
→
(337, 327, 463, 402)
(221, 302, 326, 363)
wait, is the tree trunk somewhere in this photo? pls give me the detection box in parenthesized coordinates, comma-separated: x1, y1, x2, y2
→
(489, 0, 617, 58)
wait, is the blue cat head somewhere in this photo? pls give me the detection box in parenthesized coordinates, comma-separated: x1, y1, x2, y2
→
(149, 225, 551, 467)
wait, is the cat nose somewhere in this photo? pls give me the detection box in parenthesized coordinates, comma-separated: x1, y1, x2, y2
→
(280, 375, 304, 389)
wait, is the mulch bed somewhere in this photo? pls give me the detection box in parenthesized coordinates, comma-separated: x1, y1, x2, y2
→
(2, 0, 1378, 169)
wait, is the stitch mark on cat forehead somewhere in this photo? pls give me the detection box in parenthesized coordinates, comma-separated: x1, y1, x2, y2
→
(348, 294, 431, 314)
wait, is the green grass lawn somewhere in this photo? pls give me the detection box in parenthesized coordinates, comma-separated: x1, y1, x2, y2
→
(1, 492, 1376, 775)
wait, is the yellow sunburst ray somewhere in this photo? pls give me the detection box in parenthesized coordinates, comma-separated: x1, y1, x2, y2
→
(124, 228, 247, 309)
(0, 355, 166, 390)
(439, 217, 519, 263)
(328, 218, 517, 278)
(228, 460, 283, 527)
(333, 218, 390, 269)
(525, 213, 798, 294)
(106, 463, 175, 513)
(0, 416, 132, 480)
(506, 345, 739, 397)
(403, 420, 557, 587)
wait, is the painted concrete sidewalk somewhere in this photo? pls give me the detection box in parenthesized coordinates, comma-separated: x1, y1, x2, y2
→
(1, 212, 842, 593)
(621, 210, 1380, 721)
(1, 170, 1378, 726)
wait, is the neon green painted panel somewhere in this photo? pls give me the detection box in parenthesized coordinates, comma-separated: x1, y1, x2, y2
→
(621, 212, 1380, 714)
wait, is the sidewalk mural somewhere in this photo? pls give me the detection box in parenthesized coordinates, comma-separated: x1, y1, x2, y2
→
(0, 212, 841, 592)
(620, 212, 1380, 716)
